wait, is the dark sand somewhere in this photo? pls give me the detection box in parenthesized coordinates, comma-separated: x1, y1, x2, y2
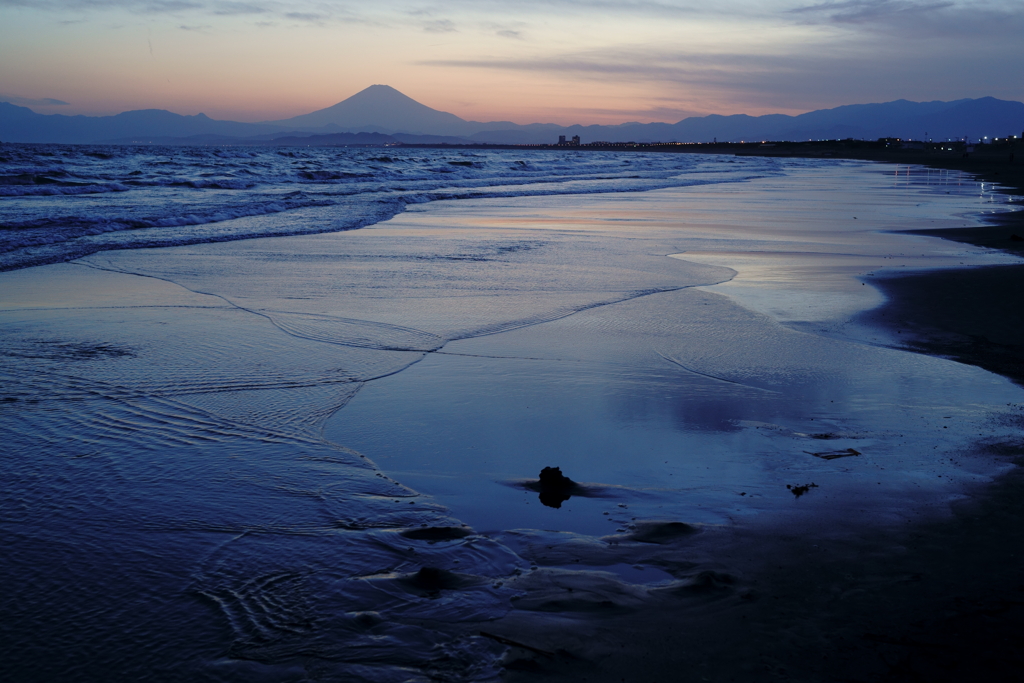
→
(496, 461, 1024, 682)
(859, 147, 1024, 386)
(860, 263, 1024, 387)
(491, 150, 1024, 682)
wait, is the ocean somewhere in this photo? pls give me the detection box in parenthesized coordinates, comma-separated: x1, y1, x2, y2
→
(1, 145, 1022, 681)
(0, 145, 786, 272)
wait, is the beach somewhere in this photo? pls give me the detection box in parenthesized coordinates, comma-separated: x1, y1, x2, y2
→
(492, 157, 1024, 682)
(2, 151, 1023, 681)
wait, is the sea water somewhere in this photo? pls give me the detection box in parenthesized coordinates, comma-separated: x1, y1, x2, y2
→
(0, 144, 779, 272)
(1, 145, 1022, 681)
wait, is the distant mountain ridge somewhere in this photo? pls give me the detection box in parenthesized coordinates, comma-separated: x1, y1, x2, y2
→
(0, 104, 283, 144)
(267, 85, 477, 136)
(2, 85, 1022, 145)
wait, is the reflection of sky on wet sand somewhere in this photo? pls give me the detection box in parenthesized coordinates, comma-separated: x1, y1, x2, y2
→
(327, 286, 1021, 536)
(4, 159, 1023, 679)
(325, 164, 1023, 536)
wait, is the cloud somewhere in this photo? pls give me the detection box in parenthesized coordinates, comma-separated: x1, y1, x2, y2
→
(0, 0, 210, 11)
(141, 0, 204, 10)
(790, 0, 950, 16)
(420, 33, 1024, 112)
(572, 103, 707, 120)
(422, 48, 803, 82)
(210, 1, 268, 14)
(284, 11, 325, 22)
(0, 1, 335, 20)
(788, 0, 954, 23)
(0, 94, 71, 106)
(0, 1, 384, 27)
(471, 0, 702, 16)
(423, 19, 457, 32)
(784, 0, 1024, 38)
(5, 0, 1020, 117)
(0, 0, 705, 20)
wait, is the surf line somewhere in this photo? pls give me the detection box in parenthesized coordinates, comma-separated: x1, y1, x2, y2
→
(433, 350, 579, 362)
(656, 350, 781, 394)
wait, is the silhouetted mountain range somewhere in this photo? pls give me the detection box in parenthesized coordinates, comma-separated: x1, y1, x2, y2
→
(267, 85, 481, 136)
(0, 105, 281, 144)
(2, 85, 1022, 146)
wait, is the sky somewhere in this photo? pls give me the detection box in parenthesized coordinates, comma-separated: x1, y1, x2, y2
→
(1, 1, 1022, 125)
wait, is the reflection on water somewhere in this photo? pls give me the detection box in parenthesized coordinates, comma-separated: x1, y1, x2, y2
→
(3, 160, 1022, 681)
(325, 282, 1022, 536)
(890, 163, 1003, 202)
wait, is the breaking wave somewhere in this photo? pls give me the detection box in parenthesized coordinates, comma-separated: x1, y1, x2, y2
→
(0, 143, 787, 271)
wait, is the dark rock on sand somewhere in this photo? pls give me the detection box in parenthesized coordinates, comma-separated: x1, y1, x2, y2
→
(538, 466, 573, 490)
(534, 466, 575, 508)
(517, 467, 610, 507)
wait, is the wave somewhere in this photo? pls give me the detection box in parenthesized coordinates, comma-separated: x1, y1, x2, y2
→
(0, 144, 787, 271)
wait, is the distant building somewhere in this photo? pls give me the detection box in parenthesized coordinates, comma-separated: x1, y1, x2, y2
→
(556, 135, 581, 146)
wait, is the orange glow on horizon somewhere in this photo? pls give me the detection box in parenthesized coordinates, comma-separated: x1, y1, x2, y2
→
(2, 2, 1020, 125)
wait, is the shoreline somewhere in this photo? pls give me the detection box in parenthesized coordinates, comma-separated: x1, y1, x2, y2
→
(856, 150, 1024, 386)
(4, 149, 1024, 681)
(469, 153, 1024, 680)
(497, 449, 1024, 682)
(685, 138, 1024, 388)
(718, 141, 1024, 680)
(297, 168, 1024, 680)
(397, 139, 1021, 187)
(858, 264, 1024, 386)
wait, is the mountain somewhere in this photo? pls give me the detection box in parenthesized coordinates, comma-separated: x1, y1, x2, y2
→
(463, 98, 1024, 144)
(2, 85, 1022, 145)
(98, 131, 407, 147)
(268, 84, 474, 136)
(0, 103, 284, 144)
(284, 88, 1019, 143)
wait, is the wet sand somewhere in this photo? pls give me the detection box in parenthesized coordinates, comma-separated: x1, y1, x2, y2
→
(491, 159, 1024, 682)
(4, 159, 1023, 681)
(868, 206, 1024, 388)
(871, 150, 1024, 384)
(493, 459, 1024, 682)
(861, 263, 1024, 387)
